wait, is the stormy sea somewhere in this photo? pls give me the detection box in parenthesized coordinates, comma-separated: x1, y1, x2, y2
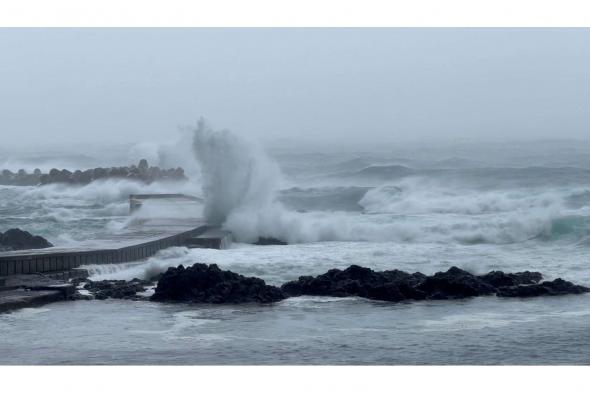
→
(2, 126, 590, 364)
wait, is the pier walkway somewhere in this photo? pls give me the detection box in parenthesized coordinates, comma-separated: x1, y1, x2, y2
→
(0, 194, 232, 277)
(0, 218, 209, 276)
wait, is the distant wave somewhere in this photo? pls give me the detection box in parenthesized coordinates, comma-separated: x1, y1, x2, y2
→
(329, 164, 415, 180)
(325, 165, 590, 189)
(279, 186, 371, 212)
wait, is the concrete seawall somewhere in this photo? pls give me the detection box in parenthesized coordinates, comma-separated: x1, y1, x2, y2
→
(0, 224, 209, 276)
(1, 194, 234, 277)
(0, 194, 234, 312)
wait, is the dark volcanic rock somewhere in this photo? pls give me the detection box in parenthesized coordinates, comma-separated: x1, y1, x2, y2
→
(70, 264, 590, 305)
(497, 278, 590, 298)
(151, 263, 285, 303)
(416, 267, 497, 300)
(281, 265, 428, 301)
(84, 278, 151, 300)
(281, 265, 585, 302)
(478, 270, 543, 287)
(0, 228, 53, 251)
(254, 237, 288, 246)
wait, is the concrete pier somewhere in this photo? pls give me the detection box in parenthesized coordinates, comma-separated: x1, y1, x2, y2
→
(0, 193, 227, 277)
(0, 193, 233, 311)
(0, 219, 209, 276)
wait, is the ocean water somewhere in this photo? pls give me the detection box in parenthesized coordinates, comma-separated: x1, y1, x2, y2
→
(2, 135, 590, 364)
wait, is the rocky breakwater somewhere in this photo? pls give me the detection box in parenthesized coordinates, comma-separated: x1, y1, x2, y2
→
(148, 263, 589, 304)
(0, 228, 53, 252)
(55, 264, 589, 308)
(0, 168, 42, 186)
(0, 159, 186, 186)
(281, 265, 589, 301)
(151, 263, 285, 303)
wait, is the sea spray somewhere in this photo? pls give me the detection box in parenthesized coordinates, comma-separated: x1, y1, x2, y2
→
(128, 129, 201, 179)
(191, 121, 349, 243)
(84, 247, 194, 280)
(192, 119, 282, 234)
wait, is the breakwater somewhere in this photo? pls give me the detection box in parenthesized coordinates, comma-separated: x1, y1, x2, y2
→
(0, 222, 209, 276)
(1, 194, 231, 277)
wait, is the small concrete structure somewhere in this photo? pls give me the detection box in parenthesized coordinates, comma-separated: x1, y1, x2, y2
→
(0, 274, 77, 313)
(184, 227, 233, 250)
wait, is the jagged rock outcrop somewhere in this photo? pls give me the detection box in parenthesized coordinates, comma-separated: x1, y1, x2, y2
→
(0, 228, 53, 251)
(151, 263, 286, 303)
(497, 278, 589, 297)
(281, 265, 427, 301)
(62, 264, 589, 306)
(0, 159, 186, 186)
(478, 270, 543, 287)
(281, 265, 589, 301)
(415, 266, 497, 300)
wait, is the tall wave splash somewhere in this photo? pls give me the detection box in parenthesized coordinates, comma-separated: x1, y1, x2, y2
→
(192, 120, 281, 239)
(191, 122, 590, 245)
(192, 120, 370, 243)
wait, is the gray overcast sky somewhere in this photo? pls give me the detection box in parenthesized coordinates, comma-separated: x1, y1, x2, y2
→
(1, 28, 589, 149)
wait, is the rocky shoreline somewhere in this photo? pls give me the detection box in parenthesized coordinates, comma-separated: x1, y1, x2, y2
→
(63, 263, 590, 305)
(0, 159, 186, 186)
(0, 228, 53, 252)
(3, 262, 588, 313)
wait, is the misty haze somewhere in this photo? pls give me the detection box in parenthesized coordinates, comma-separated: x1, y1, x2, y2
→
(1, 28, 590, 365)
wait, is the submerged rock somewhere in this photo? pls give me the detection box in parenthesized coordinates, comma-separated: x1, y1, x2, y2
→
(254, 237, 288, 246)
(83, 278, 151, 300)
(497, 278, 590, 297)
(151, 263, 285, 303)
(479, 270, 543, 287)
(0, 228, 53, 251)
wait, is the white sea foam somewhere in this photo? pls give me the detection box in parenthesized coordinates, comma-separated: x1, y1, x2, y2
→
(359, 179, 567, 215)
(189, 122, 590, 245)
(85, 247, 195, 280)
(23, 177, 200, 205)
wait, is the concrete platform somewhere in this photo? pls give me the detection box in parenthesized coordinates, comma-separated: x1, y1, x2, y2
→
(0, 289, 66, 313)
(0, 274, 77, 313)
